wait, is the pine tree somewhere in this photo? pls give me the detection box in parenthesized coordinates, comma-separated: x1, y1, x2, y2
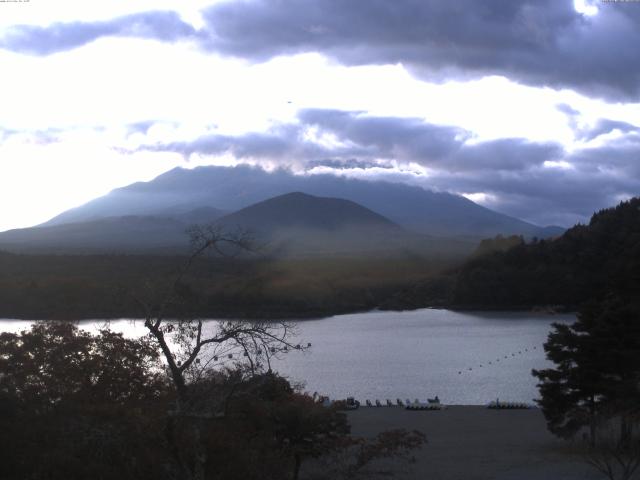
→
(533, 296, 640, 444)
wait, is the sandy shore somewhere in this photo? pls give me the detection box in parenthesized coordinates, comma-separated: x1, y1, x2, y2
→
(345, 406, 602, 480)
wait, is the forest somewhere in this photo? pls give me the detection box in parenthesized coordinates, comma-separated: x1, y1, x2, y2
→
(387, 197, 640, 312)
(0, 249, 454, 320)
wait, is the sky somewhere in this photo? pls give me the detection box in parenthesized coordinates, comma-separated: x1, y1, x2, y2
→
(1, 0, 639, 232)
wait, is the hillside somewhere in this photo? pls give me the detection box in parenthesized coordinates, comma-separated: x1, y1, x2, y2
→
(386, 197, 640, 310)
(0, 207, 224, 254)
(217, 192, 400, 233)
(214, 192, 416, 256)
(41, 165, 563, 239)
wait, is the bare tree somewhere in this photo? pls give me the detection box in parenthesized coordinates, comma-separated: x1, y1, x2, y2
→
(132, 224, 307, 480)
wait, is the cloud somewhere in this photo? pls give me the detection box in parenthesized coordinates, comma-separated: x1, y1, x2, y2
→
(139, 110, 477, 169)
(298, 109, 470, 162)
(577, 119, 639, 141)
(200, 0, 640, 101)
(0, 11, 195, 55)
(141, 123, 346, 163)
(137, 108, 640, 226)
(4, 2, 639, 100)
(307, 158, 392, 170)
(0, 126, 64, 146)
(422, 138, 640, 226)
(557, 103, 640, 141)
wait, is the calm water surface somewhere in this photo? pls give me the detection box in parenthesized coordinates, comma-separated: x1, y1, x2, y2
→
(0, 309, 574, 405)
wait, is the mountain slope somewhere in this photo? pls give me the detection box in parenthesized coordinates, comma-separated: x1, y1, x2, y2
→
(41, 165, 562, 238)
(213, 192, 413, 256)
(217, 192, 400, 233)
(0, 207, 225, 254)
(450, 197, 640, 308)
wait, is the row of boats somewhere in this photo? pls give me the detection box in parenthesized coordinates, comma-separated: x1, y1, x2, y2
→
(486, 400, 532, 409)
(335, 396, 446, 410)
(316, 394, 533, 410)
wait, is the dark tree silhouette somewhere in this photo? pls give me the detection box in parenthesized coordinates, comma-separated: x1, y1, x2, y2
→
(0, 322, 167, 480)
(132, 225, 307, 480)
(533, 296, 640, 446)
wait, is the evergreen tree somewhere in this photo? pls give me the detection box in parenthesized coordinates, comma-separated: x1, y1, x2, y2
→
(533, 296, 640, 444)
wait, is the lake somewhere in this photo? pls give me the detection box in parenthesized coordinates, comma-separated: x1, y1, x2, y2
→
(0, 308, 574, 405)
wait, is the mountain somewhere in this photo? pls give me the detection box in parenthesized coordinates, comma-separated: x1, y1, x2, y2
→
(0, 207, 224, 254)
(0, 192, 476, 257)
(217, 192, 399, 233)
(214, 192, 409, 256)
(41, 165, 563, 239)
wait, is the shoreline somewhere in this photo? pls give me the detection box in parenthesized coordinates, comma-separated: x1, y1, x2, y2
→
(0, 305, 574, 323)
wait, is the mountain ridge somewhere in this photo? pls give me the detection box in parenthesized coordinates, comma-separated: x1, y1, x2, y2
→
(40, 165, 563, 239)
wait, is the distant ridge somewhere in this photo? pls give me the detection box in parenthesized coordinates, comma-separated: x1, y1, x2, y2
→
(40, 165, 563, 239)
(0, 207, 225, 254)
(0, 192, 476, 257)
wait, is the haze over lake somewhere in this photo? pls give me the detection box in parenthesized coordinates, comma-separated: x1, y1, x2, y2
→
(1, 309, 573, 405)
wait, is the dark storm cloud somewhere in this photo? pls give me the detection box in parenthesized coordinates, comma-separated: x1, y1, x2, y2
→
(141, 109, 562, 174)
(423, 139, 640, 226)
(299, 109, 470, 162)
(0, 11, 195, 55)
(5, 2, 639, 100)
(452, 139, 562, 172)
(140, 110, 476, 168)
(200, 0, 640, 101)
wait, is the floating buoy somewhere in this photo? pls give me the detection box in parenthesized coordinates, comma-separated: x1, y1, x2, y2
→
(458, 371, 462, 374)
(307, 342, 312, 347)
(228, 354, 233, 359)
